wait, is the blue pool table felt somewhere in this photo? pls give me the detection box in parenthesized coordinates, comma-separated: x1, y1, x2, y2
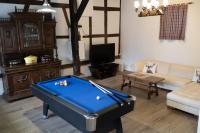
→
(36, 76, 128, 113)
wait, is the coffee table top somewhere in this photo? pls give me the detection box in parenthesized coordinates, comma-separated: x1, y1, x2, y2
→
(123, 72, 165, 84)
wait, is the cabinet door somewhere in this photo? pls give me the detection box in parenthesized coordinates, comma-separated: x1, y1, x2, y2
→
(41, 68, 60, 81)
(19, 20, 43, 51)
(30, 70, 41, 83)
(7, 72, 31, 96)
(2, 25, 18, 53)
(44, 23, 56, 49)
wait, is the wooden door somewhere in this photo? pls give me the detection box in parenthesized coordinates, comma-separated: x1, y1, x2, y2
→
(7, 72, 31, 96)
(44, 22, 56, 49)
(41, 67, 60, 81)
(30, 70, 42, 83)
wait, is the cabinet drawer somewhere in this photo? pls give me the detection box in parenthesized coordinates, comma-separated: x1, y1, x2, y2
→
(42, 68, 60, 81)
(8, 72, 30, 95)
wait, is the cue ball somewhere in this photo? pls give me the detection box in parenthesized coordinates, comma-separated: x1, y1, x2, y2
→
(96, 96, 100, 100)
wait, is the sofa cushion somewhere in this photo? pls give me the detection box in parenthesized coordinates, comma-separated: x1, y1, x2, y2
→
(168, 64, 195, 79)
(156, 61, 170, 75)
(155, 73, 192, 90)
(167, 82, 200, 109)
(134, 60, 147, 72)
(143, 62, 157, 74)
(192, 68, 200, 82)
(134, 60, 170, 74)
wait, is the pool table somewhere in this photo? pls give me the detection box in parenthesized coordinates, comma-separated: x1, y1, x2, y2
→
(31, 76, 135, 133)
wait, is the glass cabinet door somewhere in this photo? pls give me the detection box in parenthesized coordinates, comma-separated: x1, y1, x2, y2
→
(20, 21, 43, 50)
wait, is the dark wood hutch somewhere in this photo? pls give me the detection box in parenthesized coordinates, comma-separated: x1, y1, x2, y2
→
(0, 9, 61, 101)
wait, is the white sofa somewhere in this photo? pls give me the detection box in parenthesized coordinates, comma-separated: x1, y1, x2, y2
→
(198, 111, 200, 133)
(134, 59, 195, 91)
(134, 60, 200, 115)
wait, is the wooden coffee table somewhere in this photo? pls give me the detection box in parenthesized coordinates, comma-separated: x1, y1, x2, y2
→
(121, 72, 165, 99)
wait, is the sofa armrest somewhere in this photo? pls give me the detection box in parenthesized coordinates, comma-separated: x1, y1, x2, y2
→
(198, 111, 200, 133)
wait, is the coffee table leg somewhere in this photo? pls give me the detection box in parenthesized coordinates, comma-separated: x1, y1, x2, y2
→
(121, 76, 132, 91)
(121, 78, 126, 91)
(154, 83, 159, 96)
(148, 86, 152, 99)
(128, 81, 132, 88)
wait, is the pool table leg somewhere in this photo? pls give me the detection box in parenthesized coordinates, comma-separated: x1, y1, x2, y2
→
(43, 102, 49, 119)
(115, 118, 123, 133)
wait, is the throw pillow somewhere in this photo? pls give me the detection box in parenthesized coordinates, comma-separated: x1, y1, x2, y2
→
(143, 62, 158, 74)
(192, 68, 200, 83)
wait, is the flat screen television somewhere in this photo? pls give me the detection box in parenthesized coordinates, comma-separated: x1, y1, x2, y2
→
(90, 43, 115, 65)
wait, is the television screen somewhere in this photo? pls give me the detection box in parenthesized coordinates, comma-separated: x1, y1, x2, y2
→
(90, 43, 115, 65)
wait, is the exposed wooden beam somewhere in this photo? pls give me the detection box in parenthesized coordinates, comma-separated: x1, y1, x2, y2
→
(69, 0, 81, 75)
(104, 0, 108, 44)
(0, 0, 43, 5)
(83, 33, 120, 38)
(119, 0, 122, 55)
(56, 35, 69, 39)
(62, 7, 70, 27)
(89, 17, 92, 46)
(0, 0, 69, 8)
(75, 0, 89, 22)
(55, 33, 120, 40)
(93, 6, 120, 11)
(49, 2, 69, 8)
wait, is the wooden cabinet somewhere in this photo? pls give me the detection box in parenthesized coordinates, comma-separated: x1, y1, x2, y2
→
(0, 11, 60, 102)
(2, 61, 61, 101)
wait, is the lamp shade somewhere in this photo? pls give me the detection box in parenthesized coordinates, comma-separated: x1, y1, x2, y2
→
(134, 0, 140, 8)
(37, 0, 56, 13)
(142, 0, 148, 8)
(163, 0, 169, 7)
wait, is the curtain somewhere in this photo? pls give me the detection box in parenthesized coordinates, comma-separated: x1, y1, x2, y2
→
(159, 4, 188, 40)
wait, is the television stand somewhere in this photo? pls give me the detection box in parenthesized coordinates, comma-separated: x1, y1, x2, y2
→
(89, 63, 119, 79)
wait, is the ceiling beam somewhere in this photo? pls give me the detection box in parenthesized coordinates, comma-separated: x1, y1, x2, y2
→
(0, 0, 43, 5)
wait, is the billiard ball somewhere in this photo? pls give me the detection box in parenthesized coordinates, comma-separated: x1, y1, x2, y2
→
(55, 82, 59, 85)
(55, 80, 68, 86)
(63, 80, 68, 86)
(96, 96, 100, 100)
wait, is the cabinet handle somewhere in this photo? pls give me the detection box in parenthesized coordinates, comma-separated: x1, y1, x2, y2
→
(17, 75, 28, 83)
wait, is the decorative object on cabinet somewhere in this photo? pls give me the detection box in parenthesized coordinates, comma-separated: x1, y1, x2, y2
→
(41, 55, 53, 63)
(24, 55, 38, 65)
(9, 59, 22, 66)
(0, 9, 61, 102)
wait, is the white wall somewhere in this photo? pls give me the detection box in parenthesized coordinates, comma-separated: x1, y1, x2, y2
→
(121, 0, 200, 71)
(0, 0, 121, 95)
